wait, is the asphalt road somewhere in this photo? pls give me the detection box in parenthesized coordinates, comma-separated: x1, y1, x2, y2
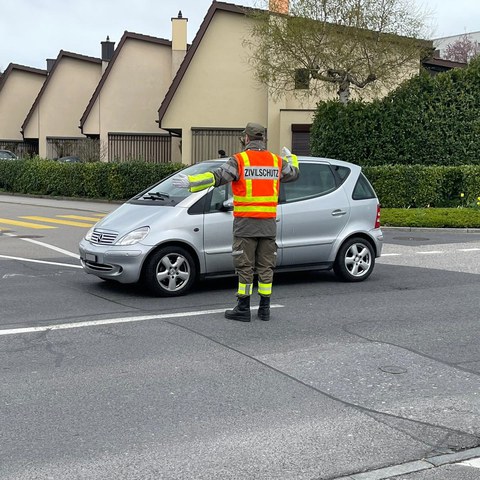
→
(0, 195, 479, 480)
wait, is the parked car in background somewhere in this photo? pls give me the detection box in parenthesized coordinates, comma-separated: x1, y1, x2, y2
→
(56, 155, 82, 163)
(0, 149, 18, 160)
(79, 156, 383, 296)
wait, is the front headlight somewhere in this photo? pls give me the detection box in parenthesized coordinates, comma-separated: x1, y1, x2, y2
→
(85, 227, 94, 241)
(116, 226, 150, 246)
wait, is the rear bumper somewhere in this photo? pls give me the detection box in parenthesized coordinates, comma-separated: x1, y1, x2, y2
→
(371, 228, 383, 257)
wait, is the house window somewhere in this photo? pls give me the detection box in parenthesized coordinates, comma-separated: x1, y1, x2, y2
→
(294, 69, 310, 89)
(291, 124, 311, 155)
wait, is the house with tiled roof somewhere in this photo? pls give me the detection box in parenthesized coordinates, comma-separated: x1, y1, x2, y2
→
(158, 0, 433, 165)
(0, 63, 47, 156)
(21, 50, 103, 159)
(80, 14, 187, 163)
(158, 1, 320, 165)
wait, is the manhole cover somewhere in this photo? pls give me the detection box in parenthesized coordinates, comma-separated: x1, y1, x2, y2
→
(379, 365, 407, 374)
(392, 236, 430, 241)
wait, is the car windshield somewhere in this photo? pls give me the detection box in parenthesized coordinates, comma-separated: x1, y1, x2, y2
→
(131, 160, 222, 206)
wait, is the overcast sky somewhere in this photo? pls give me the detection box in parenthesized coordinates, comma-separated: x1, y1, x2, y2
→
(1, 0, 479, 71)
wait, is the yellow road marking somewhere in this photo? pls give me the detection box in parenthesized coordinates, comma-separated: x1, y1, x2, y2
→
(0, 218, 57, 229)
(57, 215, 101, 222)
(20, 216, 95, 227)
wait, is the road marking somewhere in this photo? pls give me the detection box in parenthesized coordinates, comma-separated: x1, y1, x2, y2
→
(416, 251, 444, 254)
(380, 253, 401, 256)
(57, 215, 101, 222)
(0, 305, 285, 336)
(458, 248, 480, 252)
(4, 233, 80, 258)
(460, 457, 480, 468)
(20, 216, 95, 227)
(0, 218, 56, 229)
(0, 254, 81, 269)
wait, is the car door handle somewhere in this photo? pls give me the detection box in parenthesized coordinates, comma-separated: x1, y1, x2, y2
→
(331, 209, 347, 216)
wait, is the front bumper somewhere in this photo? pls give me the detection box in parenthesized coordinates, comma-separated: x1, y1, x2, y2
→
(79, 239, 151, 284)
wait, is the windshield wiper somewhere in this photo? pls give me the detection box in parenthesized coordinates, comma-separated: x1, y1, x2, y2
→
(142, 191, 170, 200)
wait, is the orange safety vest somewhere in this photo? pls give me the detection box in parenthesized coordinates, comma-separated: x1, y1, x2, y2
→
(232, 150, 281, 219)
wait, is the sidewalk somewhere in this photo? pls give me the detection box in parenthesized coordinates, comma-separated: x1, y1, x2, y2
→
(335, 447, 480, 479)
(0, 193, 121, 214)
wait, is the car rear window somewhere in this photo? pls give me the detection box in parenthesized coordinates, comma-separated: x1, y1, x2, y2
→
(352, 173, 376, 200)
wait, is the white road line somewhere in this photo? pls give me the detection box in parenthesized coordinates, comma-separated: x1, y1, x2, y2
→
(0, 254, 81, 269)
(0, 305, 285, 336)
(416, 251, 444, 254)
(380, 253, 401, 256)
(458, 248, 480, 252)
(4, 232, 79, 258)
(460, 457, 480, 468)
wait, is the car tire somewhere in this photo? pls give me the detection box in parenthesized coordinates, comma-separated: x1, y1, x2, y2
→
(143, 246, 197, 297)
(333, 237, 375, 282)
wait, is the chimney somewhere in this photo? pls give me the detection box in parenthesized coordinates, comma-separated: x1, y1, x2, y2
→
(269, 0, 289, 14)
(171, 10, 188, 78)
(101, 36, 115, 73)
(46, 58, 55, 73)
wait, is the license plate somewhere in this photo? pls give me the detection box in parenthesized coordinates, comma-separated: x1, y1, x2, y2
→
(85, 253, 97, 262)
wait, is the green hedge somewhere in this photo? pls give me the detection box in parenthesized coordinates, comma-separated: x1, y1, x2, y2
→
(363, 165, 480, 208)
(311, 57, 480, 166)
(1, 159, 480, 209)
(0, 159, 185, 200)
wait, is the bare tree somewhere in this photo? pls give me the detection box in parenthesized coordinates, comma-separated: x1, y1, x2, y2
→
(245, 0, 432, 103)
(444, 34, 480, 63)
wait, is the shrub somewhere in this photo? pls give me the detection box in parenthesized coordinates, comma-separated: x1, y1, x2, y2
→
(0, 159, 185, 200)
(311, 57, 480, 166)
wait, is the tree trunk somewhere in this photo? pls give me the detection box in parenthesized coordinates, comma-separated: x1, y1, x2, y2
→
(338, 81, 351, 104)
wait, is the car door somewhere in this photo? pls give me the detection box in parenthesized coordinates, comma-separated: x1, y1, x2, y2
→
(202, 184, 235, 274)
(277, 161, 351, 266)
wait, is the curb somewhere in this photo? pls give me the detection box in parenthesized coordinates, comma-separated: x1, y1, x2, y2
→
(334, 446, 480, 479)
(382, 226, 480, 234)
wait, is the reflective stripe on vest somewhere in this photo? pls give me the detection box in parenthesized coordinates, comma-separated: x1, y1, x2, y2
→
(232, 150, 281, 219)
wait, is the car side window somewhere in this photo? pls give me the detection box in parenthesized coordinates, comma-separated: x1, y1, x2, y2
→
(280, 163, 337, 203)
(207, 184, 232, 212)
(352, 173, 376, 200)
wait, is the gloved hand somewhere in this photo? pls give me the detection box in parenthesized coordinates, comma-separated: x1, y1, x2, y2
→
(281, 146, 299, 168)
(172, 173, 190, 188)
(281, 147, 292, 159)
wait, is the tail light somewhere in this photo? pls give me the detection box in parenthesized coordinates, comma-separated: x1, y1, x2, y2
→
(375, 204, 381, 229)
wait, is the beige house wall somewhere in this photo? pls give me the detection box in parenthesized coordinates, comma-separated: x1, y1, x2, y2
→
(161, 10, 336, 163)
(162, 11, 268, 164)
(83, 38, 182, 162)
(0, 70, 45, 141)
(24, 57, 101, 158)
(161, 7, 424, 164)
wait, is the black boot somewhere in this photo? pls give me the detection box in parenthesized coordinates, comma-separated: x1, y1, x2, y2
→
(258, 295, 270, 321)
(225, 296, 251, 322)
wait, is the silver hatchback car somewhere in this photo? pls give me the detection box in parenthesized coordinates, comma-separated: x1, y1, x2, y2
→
(79, 157, 383, 296)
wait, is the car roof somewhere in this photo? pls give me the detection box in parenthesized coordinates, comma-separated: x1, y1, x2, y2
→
(203, 155, 360, 170)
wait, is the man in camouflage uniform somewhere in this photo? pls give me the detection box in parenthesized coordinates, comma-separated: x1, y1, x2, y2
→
(173, 122, 299, 322)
